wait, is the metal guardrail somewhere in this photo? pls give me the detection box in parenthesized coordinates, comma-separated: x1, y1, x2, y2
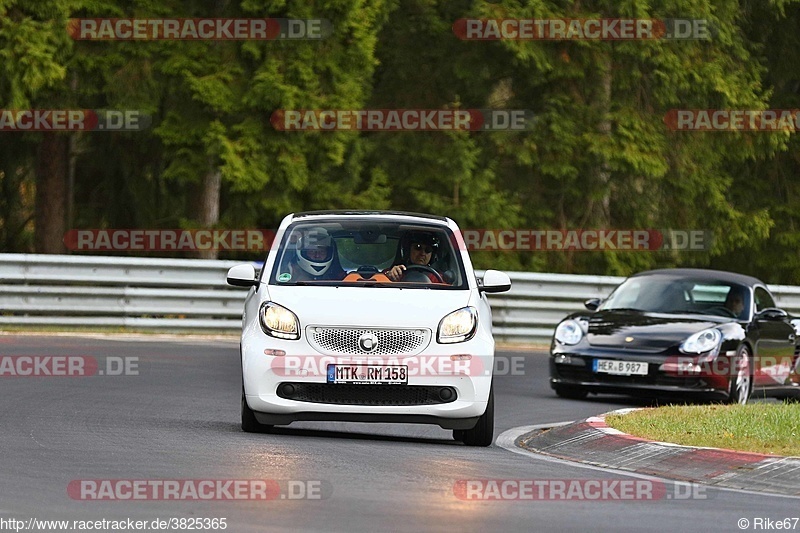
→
(0, 254, 246, 330)
(2, 254, 800, 345)
(486, 272, 623, 344)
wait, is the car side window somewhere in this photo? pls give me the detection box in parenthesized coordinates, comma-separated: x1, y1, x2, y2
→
(754, 286, 775, 312)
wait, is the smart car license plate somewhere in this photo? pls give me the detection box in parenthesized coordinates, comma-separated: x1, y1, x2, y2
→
(593, 359, 648, 376)
(327, 364, 408, 385)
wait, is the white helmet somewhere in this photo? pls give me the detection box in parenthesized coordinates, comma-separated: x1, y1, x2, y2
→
(295, 227, 334, 277)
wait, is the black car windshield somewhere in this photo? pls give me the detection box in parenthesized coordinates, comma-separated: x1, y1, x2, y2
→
(599, 276, 751, 319)
(268, 219, 468, 289)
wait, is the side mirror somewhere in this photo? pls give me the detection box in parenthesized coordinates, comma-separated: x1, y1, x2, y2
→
(480, 270, 511, 293)
(756, 307, 788, 321)
(226, 264, 258, 287)
(584, 298, 601, 311)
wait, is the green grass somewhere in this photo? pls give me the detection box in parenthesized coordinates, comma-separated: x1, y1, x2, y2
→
(605, 403, 800, 456)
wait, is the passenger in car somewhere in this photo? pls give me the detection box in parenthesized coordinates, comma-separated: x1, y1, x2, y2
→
(287, 227, 346, 282)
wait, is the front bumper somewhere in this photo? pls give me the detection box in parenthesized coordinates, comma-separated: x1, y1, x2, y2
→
(242, 329, 494, 427)
(549, 348, 731, 399)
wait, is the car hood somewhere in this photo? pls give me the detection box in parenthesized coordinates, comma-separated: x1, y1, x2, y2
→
(265, 285, 472, 329)
(585, 310, 726, 350)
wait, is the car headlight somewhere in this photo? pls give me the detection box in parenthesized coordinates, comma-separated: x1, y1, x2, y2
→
(680, 328, 721, 355)
(438, 307, 477, 343)
(554, 319, 583, 345)
(259, 302, 300, 340)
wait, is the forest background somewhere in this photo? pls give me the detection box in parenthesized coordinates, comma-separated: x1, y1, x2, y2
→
(2, 0, 800, 283)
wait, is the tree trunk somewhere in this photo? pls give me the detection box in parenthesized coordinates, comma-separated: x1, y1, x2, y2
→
(0, 144, 28, 252)
(593, 53, 613, 227)
(34, 134, 69, 254)
(195, 159, 221, 259)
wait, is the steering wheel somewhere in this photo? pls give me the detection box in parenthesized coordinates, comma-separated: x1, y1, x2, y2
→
(708, 305, 737, 318)
(403, 264, 445, 284)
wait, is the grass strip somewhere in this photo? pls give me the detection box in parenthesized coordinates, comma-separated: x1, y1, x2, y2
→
(605, 403, 800, 456)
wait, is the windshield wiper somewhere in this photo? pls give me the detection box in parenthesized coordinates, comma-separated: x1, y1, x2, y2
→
(284, 281, 451, 288)
(284, 281, 340, 286)
(340, 282, 397, 288)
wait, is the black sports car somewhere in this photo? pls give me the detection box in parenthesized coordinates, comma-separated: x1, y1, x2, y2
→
(549, 269, 800, 403)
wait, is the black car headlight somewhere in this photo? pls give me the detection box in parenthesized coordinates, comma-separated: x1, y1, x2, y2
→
(679, 328, 721, 355)
(554, 319, 583, 345)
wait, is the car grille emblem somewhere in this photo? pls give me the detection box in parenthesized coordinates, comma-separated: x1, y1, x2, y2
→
(358, 332, 379, 352)
(625, 336, 634, 343)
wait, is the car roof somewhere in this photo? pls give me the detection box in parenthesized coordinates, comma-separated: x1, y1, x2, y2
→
(631, 268, 763, 287)
(292, 210, 449, 223)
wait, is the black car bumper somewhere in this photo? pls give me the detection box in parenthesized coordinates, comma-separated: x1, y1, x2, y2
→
(549, 352, 730, 400)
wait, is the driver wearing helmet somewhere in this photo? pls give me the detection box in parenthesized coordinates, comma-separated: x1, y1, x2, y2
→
(289, 227, 345, 281)
(385, 231, 445, 283)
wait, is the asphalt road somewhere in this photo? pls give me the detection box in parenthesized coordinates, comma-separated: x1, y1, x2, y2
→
(0, 335, 797, 533)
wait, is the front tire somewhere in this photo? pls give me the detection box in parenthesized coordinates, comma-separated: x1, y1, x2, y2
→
(241, 386, 273, 433)
(459, 386, 494, 447)
(727, 345, 752, 405)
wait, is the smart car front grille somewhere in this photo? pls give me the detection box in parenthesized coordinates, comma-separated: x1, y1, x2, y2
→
(307, 327, 430, 356)
(276, 383, 457, 405)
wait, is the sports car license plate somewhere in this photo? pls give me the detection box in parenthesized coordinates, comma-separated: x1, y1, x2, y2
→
(326, 364, 408, 385)
(593, 359, 648, 376)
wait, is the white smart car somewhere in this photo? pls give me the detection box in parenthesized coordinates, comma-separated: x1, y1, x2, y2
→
(226, 211, 511, 446)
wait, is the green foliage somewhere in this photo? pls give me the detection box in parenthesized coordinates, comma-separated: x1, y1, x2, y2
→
(3, 0, 800, 279)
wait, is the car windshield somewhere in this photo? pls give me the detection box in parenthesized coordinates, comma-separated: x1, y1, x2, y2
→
(599, 276, 751, 319)
(268, 218, 468, 289)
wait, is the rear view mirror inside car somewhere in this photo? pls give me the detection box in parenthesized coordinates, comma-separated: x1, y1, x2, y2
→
(353, 230, 387, 244)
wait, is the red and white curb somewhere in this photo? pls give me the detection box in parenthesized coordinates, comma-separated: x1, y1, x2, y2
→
(504, 409, 800, 497)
